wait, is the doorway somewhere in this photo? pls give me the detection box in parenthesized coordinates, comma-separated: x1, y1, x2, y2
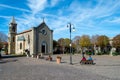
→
(42, 45, 45, 53)
(41, 41, 47, 54)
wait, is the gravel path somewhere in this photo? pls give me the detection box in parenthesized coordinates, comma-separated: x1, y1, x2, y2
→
(0, 54, 120, 80)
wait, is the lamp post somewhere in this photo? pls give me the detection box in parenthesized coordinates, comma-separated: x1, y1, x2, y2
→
(67, 23, 75, 65)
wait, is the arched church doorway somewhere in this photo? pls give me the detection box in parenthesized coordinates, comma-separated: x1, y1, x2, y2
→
(41, 41, 47, 54)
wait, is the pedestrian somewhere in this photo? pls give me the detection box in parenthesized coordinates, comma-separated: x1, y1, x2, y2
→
(25, 49, 30, 57)
(82, 52, 85, 57)
(80, 56, 86, 64)
(81, 56, 86, 61)
(87, 54, 93, 61)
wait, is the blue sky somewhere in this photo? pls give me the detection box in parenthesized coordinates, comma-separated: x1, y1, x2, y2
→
(0, 0, 120, 40)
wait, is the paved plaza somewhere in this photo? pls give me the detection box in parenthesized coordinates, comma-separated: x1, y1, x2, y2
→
(0, 54, 120, 80)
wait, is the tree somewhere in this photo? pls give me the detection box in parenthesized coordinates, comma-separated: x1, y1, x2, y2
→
(58, 38, 64, 47)
(64, 38, 70, 47)
(91, 35, 99, 45)
(79, 35, 91, 48)
(0, 32, 8, 51)
(57, 38, 76, 54)
(53, 40, 58, 49)
(96, 35, 109, 54)
(97, 35, 109, 47)
(53, 40, 59, 54)
(0, 32, 8, 56)
(73, 36, 80, 42)
(73, 36, 81, 53)
(58, 38, 65, 54)
(0, 38, 3, 50)
(112, 34, 120, 54)
(63, 38, 72, 53)
(112, 34, 120, 48)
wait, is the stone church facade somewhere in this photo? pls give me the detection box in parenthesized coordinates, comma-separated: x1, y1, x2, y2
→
(8, 17, 53, 55)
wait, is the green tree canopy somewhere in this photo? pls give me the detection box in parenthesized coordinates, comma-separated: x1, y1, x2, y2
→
(79, 35, 91, 47)
(64, 38, 70, 47)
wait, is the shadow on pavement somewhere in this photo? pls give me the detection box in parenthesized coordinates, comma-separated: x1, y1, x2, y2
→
(95, 64, 120, 66)
(0, 59, 18, 64)
(1, 55, 26, 59)
(61, 61, 67, 63)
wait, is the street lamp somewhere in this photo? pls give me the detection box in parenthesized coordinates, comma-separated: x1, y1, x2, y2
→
(67, 23, 75, 65)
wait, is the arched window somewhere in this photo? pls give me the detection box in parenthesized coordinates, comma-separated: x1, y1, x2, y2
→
(20, 43, 22, 49)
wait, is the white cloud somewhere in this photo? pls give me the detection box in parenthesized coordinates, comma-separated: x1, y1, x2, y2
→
(67, 0, 120, 28)
(0, 15, 11, 19)
(2, 0, 120, 40)
(27, 0, 47, 14)
(69, 0, 120, 20)
(13, 0, 48, 32)
(46, 0, 120, 39)
(104, 17, 120, 23)
(0, 4, 30, 12)
(50, 0, 59, 6)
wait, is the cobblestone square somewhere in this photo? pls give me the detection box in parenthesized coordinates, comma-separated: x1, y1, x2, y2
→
(0, 54, 120, 80)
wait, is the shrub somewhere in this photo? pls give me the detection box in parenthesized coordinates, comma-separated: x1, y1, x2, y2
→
(112, 52, 119, 56)
(97, 52, 102, 55)
(86, 52, 92, 55)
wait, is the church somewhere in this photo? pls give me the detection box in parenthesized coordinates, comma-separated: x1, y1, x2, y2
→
(8, 17, 53, 55)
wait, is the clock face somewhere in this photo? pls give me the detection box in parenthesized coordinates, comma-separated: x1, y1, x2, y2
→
(42, 30, 47, 35)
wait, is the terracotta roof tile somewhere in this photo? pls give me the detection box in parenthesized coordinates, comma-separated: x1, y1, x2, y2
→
(17, 29, 32, 35)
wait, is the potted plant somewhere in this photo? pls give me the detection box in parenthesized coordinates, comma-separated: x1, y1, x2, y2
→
(56, 56, 62, 64)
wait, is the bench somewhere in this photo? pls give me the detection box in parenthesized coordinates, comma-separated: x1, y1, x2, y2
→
(80, 60, 94, 65)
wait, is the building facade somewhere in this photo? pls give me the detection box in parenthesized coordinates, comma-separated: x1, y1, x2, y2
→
(8, 17, 53, 55)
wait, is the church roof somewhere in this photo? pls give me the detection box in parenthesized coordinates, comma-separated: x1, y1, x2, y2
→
(17, 36, 25, 41)
(38, 21, 46, 27)
(37, 21, 52, 31)
(17, 29, 32, 35)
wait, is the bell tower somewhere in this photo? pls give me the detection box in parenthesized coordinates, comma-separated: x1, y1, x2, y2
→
(8, 16, 17, 54)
